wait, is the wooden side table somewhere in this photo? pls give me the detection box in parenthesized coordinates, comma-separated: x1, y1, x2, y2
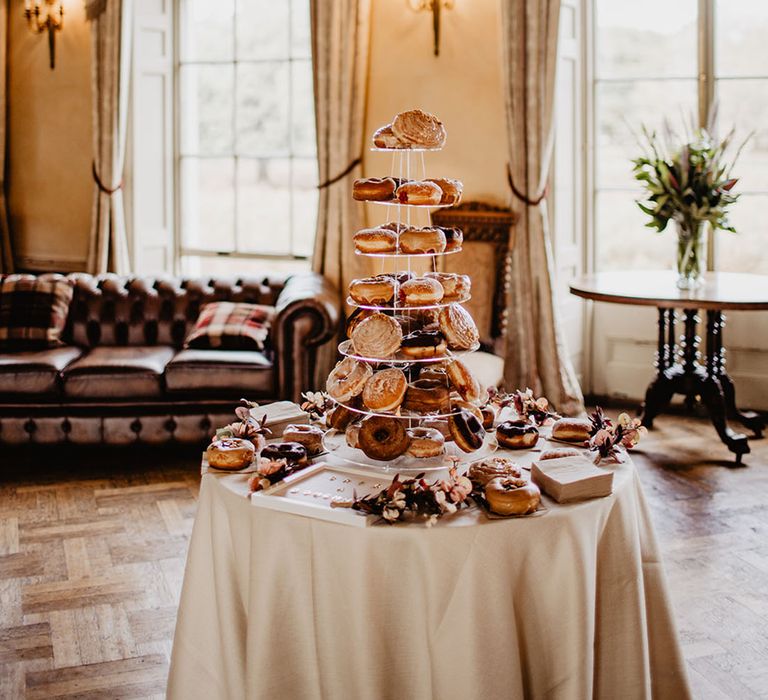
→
(570, 271, 768, 465)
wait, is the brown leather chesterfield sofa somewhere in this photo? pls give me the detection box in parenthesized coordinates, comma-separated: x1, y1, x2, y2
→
(0, 273, 339, 445)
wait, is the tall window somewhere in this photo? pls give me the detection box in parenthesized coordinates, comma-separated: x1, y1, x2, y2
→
(177, 0, 317, 275)
(593, 0, 768, 274)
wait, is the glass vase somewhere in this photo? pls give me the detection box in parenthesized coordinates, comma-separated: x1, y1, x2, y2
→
(675, 220, 706, 290)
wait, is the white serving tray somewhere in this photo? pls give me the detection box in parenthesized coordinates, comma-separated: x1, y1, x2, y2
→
(250, 463, 391, 527)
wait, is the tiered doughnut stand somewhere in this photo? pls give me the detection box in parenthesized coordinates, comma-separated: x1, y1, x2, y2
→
(322, 139, 497, 472)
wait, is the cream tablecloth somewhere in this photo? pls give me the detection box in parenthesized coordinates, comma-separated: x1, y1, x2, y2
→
(167, 454, 691, 699)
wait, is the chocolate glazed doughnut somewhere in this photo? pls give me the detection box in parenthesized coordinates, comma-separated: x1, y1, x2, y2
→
(496, 420, 539, 450)
(448, 409, 486, 452)
(260, 441, 309, 468)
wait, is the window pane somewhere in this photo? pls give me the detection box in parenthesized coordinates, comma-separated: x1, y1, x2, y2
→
(291, 60, 316, 158)
(595, 191, 675, 272)
(181, 256, 310, 277)
(596, 80, 697, 190)
(717, 194, 768, 273)
(715, 80, 768, 192)
(291, 0, 312, 58)
(179, 0, 234, 62)
(179, 65, 234, 155)
(180, 158, 235, 252)
(595, 0, 697, 79)
(715, 1, 768, 78)
(237, 159, 291, 255)
(236, 0, 289, 60)
(237, 63, 290, 156)
(292, 158, 318, 258)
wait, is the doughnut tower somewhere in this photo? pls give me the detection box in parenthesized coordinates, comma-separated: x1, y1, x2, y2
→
(322, 110, 494, 472)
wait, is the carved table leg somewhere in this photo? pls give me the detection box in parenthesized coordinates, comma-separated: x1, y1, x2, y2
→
(706, 310, 765, 438)
(641, 309, 676, 428)
(699, 375, 750, 465)
(681, 309, 701, 411)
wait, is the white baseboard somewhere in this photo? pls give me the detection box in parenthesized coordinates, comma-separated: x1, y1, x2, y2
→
(15, 254, 88, 273)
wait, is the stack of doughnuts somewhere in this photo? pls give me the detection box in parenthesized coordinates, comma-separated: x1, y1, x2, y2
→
(351, 177, 463, 206)
(348, 275, 471, 308)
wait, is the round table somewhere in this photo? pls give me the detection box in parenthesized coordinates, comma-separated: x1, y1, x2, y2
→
(570, 271, 767, 464)
(167, 446, 691, 700)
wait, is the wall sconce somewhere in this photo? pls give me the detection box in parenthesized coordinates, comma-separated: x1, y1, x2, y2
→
(24, 0, 64, 70)
(407, 0, 454, 57)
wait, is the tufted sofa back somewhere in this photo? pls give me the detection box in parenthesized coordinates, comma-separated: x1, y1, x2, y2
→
(61, 274, 288, 348)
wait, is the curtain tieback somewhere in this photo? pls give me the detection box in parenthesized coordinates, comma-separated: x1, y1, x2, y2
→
(92, 161, 122, 195)
(507, 163, 548, 206)
(317, 157, 362, 190)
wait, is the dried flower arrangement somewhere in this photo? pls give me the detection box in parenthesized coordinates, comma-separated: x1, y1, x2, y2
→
(485, 387, 560, 426)
(300, 391, 334, 422)
(216, 399, 271, 450)
(587, 407, 646, 463)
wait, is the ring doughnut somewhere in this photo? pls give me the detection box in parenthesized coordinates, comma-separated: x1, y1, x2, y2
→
(480, 404, 497, 430)
(406, 427, 445, 458)
(326, 357, 373, 402)
(400, 329, 447, 359)
(354, 228, 398, 254)
(422, 416, 452, 442)
(441, 227, 463, 252)
(261, 441, 309, 469)
(468, 456, 522, 486)
(346, 307, 377, 338)
(372, 124, 407, 149)
(353, 177, 397, 202)
(358, 416, 409, 461)
(399, 277, 444, 306)
(485, 477, 541, 516)
(349, 276, 397, 305)
(206, 438, 255, 470)
(438, 304, 479, 350)
(446, 359, 482, 403)
(345, 422, 362, 448)
(282, 424, 324, 455)
(391, 109, 447, 149)
(350, 312, 403, 359)
(426, 178, 463, 205)
(396, 180, 443, 206)
(403, 378, 451, 414)
(362, 368, 408, 412)
(326, 397, 361, 430)
(398, 228, 446, 254)
(448, 409, 486, 452)
(496, 420, 540, 450)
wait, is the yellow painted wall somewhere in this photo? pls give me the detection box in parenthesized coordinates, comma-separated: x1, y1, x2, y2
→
(8, 0, 92, 271)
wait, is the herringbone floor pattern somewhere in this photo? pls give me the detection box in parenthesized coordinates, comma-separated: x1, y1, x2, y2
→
(0, 412, 766, 699)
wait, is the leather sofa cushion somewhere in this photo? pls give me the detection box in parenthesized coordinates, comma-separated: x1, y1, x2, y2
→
(165, 349, 273, 394)
(62, 346, 175, 399)
(0, 346, 82, 394)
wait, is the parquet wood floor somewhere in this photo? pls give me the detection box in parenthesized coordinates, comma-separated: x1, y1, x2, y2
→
(0, 413, 766, 699)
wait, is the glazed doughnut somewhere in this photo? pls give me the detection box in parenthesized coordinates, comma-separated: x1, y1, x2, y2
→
(349, 276, 396, 305)
(261, 441, 309, 469)
(352, 177, 396, 202)
(396, 180, 443, 206)
(326, 397, 361, 430)
(326, 357, 373, 402)
(391, 109, 447, 149)
(485, 477, 541, 516)
(362, 368, 407, 412)
(425, 272, 470, 302)
(453, 400, 483, 423)
(206, 438, 255, 470)
(406, 427, 445, 458)
(403, 378, 451, 414)
(441, 227, 464, 252)
(480, 404, 497, 430)
(551, 418, 592, 443)
(468, 456, 522, 486)
(399, 277, 444, 307)
(346, 307, 376, 338)
(496, 420, 539, 450)
(345, 422, 361, 448)
(351, 313, 403, 359)
(448, 409, 486, 453)
(372, 124, 406, 149)
(539, 447, 582, 461)
(358, 416, 409, 461)
(438, 304, 480, 350)
(398, 228, 446, 254)
(282, 424, 324, 456)
(400, 329, 447, 359)
(354, 228, 398, 254)
(426, 178, 463, 205)
(418, 366, 448, 383)
(446, 359, 482, 403)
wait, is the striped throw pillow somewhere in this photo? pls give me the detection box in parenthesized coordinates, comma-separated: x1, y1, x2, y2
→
(184, 302, 274, 351)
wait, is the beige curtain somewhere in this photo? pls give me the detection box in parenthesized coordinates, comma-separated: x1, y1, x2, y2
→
(86, 0, 132, 274)
(310, 0, 372, 301)
(0, 0, 12, 273)
(500, 0, 584, 415)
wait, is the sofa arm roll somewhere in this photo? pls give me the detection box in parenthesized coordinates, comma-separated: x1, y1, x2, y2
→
(274, 272, 340, 402)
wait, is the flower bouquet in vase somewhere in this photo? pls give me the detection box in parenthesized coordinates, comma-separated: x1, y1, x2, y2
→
(632, 119, 749, 289)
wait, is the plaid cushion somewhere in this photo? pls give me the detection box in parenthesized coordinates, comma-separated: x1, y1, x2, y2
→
(184, 302, 274, 351)
(0, 275, 74, 349)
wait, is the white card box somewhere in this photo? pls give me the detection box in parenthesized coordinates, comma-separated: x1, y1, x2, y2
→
(249, 400, 310, 437)
(531, 455, 613, 503)
(250, 463, 386, 527)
